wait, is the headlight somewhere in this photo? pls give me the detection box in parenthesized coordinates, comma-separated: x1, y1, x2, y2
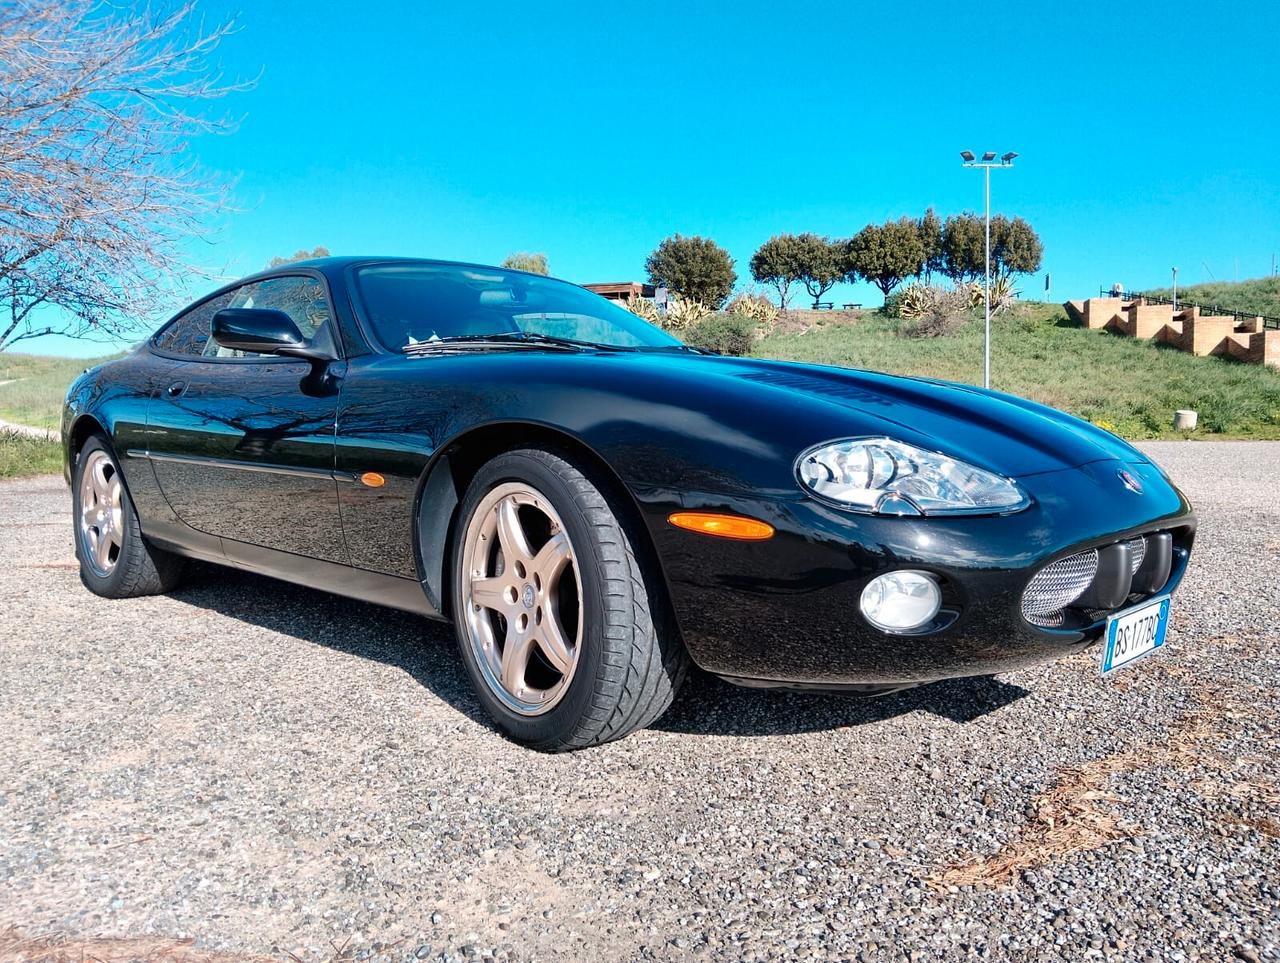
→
(796, 437, 1029, 516)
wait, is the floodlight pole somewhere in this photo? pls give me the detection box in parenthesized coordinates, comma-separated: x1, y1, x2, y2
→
(983, 164, 991, 389)
(961, 152, 1016, 389)
(1172, 267, 1179, 312)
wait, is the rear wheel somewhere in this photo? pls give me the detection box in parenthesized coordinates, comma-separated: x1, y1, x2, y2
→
(73, 435, 185, 598)
(449, 448, 686, 750)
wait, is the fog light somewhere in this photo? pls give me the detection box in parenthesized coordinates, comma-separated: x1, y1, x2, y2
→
(860, 571, 942, 632)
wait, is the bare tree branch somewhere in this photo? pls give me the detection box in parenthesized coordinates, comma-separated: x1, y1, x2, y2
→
(0, 0, 250, 351)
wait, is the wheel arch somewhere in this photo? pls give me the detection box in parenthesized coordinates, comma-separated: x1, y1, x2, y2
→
(64, 413, 108, 481)
(414, 420, 671, 624)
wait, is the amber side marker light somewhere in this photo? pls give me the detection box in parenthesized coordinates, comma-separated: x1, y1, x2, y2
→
(667, 512, 774, 541)
(359, 472, 386, 488)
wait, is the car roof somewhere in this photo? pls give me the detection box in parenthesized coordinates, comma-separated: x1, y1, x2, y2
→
(265, 255, 556, 280)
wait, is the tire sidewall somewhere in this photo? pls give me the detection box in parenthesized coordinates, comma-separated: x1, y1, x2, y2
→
(450, 450, 621, 747)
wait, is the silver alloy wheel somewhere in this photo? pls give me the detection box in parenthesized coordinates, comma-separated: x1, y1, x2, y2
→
(79, 449, 124, 577)
(460, 482, 583, 715)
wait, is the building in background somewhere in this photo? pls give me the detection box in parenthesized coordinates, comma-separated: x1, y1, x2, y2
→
(582, 281, 657, 302)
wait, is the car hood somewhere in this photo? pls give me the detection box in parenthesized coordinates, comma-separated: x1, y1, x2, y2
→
(616, 352, 1147, 479)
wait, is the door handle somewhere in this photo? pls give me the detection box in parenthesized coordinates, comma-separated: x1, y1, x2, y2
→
(165, 381, 187, 398)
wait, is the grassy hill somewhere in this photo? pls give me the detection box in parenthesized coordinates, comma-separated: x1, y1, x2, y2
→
(0, 353, 111, 479)
(1141, 276, 1280, 319)
(0, 353, 111, 431)
(756, 302, 1280, 439)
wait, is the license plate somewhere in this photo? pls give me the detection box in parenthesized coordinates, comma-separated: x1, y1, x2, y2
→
(1101, 596, 1170, 675)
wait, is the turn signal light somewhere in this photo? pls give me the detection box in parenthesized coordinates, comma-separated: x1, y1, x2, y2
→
(359, 472, 386, 488)
(667, 512, 774, 541)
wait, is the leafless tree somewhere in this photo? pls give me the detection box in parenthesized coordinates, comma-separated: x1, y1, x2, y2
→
(0, 0, 250, 351)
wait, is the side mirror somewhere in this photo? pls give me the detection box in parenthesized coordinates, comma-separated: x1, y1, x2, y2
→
(211, 307, 308, 355)
(210, 307, 338, 395)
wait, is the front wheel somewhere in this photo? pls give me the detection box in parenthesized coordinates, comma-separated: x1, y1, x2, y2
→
(449, 448, 687, 751)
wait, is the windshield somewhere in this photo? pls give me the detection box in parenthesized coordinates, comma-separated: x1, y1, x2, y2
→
(351, 263, 683, 351)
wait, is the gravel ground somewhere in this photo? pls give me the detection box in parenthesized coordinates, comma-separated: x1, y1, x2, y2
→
(1, 441, 1277, 962)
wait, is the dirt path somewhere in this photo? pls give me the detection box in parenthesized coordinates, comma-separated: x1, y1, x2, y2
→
(0, 416, 57, 441)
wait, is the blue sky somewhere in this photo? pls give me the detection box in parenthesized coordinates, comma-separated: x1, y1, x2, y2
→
(26, 0, 1280, 355)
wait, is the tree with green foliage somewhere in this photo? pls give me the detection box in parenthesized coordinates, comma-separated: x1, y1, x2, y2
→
(844, 218, 925, 301)
(501, 252, 550, 275)
(791, 233, 844, 307)
(645, 234, 736, 308)
(917, 207, 943, 284)
(749, 234, 805, 309)
(267, 246, 329, 268)
(990, 216, 1043, 279)
(940, 213, 986, 283)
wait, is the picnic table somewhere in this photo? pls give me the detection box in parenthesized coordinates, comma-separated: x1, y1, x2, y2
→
(842, 303, 862, 310)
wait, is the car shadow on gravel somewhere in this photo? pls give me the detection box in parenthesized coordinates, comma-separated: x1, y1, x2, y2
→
(652, 671, 1030, 737)
(172, 562, 495, 725)
(172, 562, 1030, 740)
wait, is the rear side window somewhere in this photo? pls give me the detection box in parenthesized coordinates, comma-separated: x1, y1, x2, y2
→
(152, 293, 233, 356)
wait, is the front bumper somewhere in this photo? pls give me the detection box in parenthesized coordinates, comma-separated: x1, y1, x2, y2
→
(647, 458, 1196, 687)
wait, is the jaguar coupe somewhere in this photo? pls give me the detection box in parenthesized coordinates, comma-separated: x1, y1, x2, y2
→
(62, 257, 1196, 750)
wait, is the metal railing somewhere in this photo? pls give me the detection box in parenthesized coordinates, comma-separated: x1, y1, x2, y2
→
(1098, 288, 1280, 330)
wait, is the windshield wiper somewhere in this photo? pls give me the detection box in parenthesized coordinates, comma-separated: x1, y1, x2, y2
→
(515, 332, 638, 351)
(403, 331, 632, 354)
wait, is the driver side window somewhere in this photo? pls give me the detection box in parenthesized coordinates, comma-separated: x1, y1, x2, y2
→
(202, 275, 335, 359)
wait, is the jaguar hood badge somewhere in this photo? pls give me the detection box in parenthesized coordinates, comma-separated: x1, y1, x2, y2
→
(1118, 469, 1144, 494)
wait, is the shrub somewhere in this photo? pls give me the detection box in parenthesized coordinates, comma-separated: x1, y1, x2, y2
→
(902, 287, 971, 339)
(990, 274, 1020, 311)
(725, 292, 781, 331)
(662, 295, 712, 330)
(895, 282, 932, 320)
(959, 277, 1019, 314)
(682, 312, 756, 356)
(623, 293, 659, 322)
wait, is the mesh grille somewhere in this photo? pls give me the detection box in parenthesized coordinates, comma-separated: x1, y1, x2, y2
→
(1022, 549, 1100, 627)
(1125, 537, 1146, 574)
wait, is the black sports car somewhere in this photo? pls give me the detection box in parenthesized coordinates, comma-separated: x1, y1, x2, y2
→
(63, 257, 1196, 750)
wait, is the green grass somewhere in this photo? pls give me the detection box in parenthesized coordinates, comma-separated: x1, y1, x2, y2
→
(0, 430, 62, 479)
(755, 302, 1280, 439)
(0, 353, 114, 431)
(1142, 276, 1280, 319)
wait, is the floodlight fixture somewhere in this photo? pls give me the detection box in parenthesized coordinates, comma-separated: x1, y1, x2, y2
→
(981, 151, 997, 161)
(960, 150, 976, 162)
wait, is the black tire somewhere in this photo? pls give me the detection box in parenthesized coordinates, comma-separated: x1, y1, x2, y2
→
(72, 434, 185, 598)
(448, 448, 688, 751)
